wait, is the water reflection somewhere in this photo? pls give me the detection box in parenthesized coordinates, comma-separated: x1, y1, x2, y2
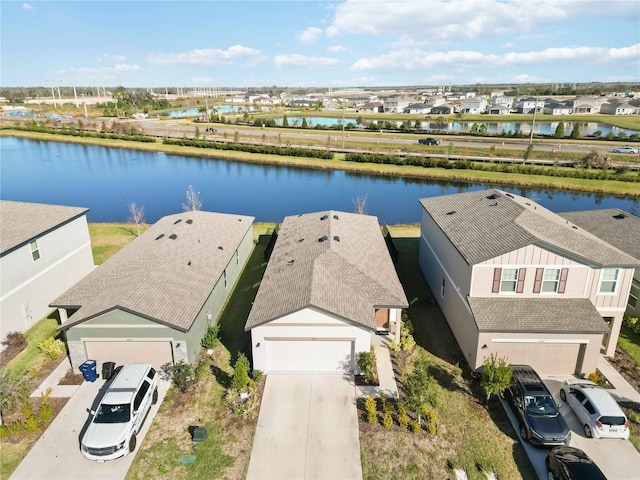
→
(0, 136, 637, 223)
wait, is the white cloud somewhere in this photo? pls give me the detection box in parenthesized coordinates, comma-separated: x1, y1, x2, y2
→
(328, 0, 637, 42)
(22, 3, 34, 10)
(327, 45, 349, 53)
(275, 54, 340, 69)
(350, 43, 640, 71)
(113, 64, 141, 72)
(298, 27, 323, 43)
(501, 42, 516, 49)
(148, 45, 261, 67)
(96, 54, 126, 63)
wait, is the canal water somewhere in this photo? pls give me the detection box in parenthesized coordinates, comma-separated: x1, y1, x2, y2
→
(1, 136, 637, 223)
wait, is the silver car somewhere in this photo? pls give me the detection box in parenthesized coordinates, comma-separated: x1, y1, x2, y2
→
(560, 378, 629, 439)
(612, 146, 639, 154)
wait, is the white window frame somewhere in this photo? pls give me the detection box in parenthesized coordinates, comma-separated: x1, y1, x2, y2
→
(598, 268, 620, 295)
(541, 268, 561, 293)
(30, 240, 40, 262)
(627, 291, 638, 309)
(500, 268, 518, 293)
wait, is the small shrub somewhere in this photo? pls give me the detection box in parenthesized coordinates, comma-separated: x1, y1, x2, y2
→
(382, 412, 393, 429)
(365, 396, 377, 425)
(424, 407, 437, 435)
(21, 402, 33, 418)
(0, 426, 8, 439)
(37, 337, 65, 359)
(232, 358, 250, 391)
(398, 406, 410, 429)
(410, 420, 421, 434)
(587, 372, 599, 384)
(170, 361, 197, 393)
(39, 403, 54, 422)
(251, 369, 264, 383)
(8, 420, 23, 435)
(24, 415, 39, 432)
(201, 324, 220, 349)
(623, 315, 640, 334)
(357, 348, 378, 384)
(1, 331, 27, 350)
(389, 339, 400, 352)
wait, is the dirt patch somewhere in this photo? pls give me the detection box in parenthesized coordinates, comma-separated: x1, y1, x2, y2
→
(58, 369, 84, 386)
(609, 346, 640, 393)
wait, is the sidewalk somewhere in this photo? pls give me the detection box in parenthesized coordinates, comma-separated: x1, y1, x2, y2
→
(597, 356, 640, 403)
(30, 357, 83, 399)
(355, 343, 399, 399)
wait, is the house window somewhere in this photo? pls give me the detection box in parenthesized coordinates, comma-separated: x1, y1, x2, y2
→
(223, 270, 227, 289)
(500, 269, 518, 293)
(629, 292, 638, 309)
(30, 240, 40, 261)
(440, 278, 445, 298)
(599, 268, 620, 294)
(235, 250, 239, 266)
(541, 268, 561, 293)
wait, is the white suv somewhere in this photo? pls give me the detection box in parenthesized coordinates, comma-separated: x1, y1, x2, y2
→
(560, 378, 629, 439)
(81, 364, 159, 461)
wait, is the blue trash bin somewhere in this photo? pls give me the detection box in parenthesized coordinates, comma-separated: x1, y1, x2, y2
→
(79, 360, 97, 382)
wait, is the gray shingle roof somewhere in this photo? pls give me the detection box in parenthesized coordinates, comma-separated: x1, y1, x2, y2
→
(559, 209, 640, 283)
(244, 211, 408, 330)
(419, 189, 638, 267)
(0, 200, 89, 256)
(54, 211, 254, 332)
(468, 297, 609, 333)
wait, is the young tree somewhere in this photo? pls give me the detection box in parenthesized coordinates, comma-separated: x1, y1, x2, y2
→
(353, 195, 368, 215)
(570, 124, 580, 139)
(127, 202, 145, 236)
(0, 372, 28, 426)
(282, 114, 289, 127)
(554, 122, 565, 138)
(301, 117, 308, 128)
(480, 353, 512, 403)
(182, 185, 202, 212)
(404, 352, 438, 423)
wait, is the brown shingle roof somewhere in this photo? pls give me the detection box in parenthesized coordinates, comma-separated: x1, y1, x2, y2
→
(0, 200, 89, 256)
(419, 189, 638, 267)
(468, 297, 608, 333)
(559, 209, 640, 283)
(54, 211, 254, 332)
(244, 211, 408, 330)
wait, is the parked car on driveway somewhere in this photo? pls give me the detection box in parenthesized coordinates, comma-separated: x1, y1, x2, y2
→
(505, 365, 571, 447)
(612, 146, 639, 154)
(418, 137, 440, 145)
(546, 446, 607, 480)
(81, 364, 158, 461)
(560, 378, 629, 439)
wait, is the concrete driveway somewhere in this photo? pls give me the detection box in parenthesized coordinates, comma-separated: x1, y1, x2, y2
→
(502, 377, 640, 480)
(246, 374, 362, 480)
(10, 376, 169, 480)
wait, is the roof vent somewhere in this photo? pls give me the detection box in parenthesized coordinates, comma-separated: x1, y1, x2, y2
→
(186, 219, 193, 224)
(218, 246, 224, 250)
(319, 236, 328, 242)
(446, 211, 457, 215)
(320, 215, 328, 220)
(187, 260, 192, 266)
(169, 234, 178, 240)
(505, 193, 514, 198)
(486, 193, 498, 200)
(613, 213, 626, 220)
(155, 234, 165, 240)
(333, 215, 339, 220)
(296, 238, 305, 243)
(287, 259, 295, 266)
(333, 236, 340, 242)
(489, 202, 498, 207)
(174, 219, 182, 225)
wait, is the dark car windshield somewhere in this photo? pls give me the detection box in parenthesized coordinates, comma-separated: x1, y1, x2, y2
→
(94, 403, 130, 423)
(524, 395, 558, 416)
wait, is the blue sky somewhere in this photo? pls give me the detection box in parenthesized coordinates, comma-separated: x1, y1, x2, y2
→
(1, 0, 639, 88)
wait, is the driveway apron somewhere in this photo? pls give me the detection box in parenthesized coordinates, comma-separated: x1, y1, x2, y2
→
(247, 373, 362, 480)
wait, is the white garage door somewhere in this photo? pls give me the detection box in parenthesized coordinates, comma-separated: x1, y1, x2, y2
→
(497, 342, 583, 374)
(85, 341, 174, 371)
(266, 339, 354, 372)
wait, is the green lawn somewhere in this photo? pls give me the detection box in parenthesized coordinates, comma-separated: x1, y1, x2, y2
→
(618, 326, 640, 366)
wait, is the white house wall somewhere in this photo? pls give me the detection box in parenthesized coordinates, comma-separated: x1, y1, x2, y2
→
(1, 215, 94, 341)
(250, 306, 371, 373)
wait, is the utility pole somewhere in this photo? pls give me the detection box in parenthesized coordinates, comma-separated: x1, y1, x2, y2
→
(529, 97, 538, 146)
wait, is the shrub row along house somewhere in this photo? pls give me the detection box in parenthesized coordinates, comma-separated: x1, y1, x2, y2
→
(418, 189, 638, 375)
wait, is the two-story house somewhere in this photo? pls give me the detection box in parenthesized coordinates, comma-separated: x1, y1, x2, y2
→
(0, 200, 94, 345)
(418, 190, 637, 375)
(245, 211, 408, 373)
(516, 97, 545, 114)
(460, 97, 488, 114)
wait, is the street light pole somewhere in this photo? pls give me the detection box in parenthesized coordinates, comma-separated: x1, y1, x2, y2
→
(529, 97, 538, 146)
(342, 100, 345, 148)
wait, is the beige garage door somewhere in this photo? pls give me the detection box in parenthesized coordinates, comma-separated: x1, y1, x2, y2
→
(497, 342, 583, 374)
(85, 341, 173, 371)
(267, 339, 354, 372)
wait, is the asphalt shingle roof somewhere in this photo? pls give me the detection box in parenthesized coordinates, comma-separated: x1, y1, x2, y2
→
(54, 211, 254, 332)
(244, 211, 408, 330)
(0, 200, 89, 256)
(419, 189, 638, 267)
(559, 209, 640, 283)
(468, 297, 609, 333)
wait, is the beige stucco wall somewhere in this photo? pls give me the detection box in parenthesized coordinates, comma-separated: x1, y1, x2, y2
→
(250, 306, 371, 373)
(1, 215, 94, 342)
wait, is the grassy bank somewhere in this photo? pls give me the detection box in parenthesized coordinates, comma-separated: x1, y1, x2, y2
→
(3, 129, 639, 197)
